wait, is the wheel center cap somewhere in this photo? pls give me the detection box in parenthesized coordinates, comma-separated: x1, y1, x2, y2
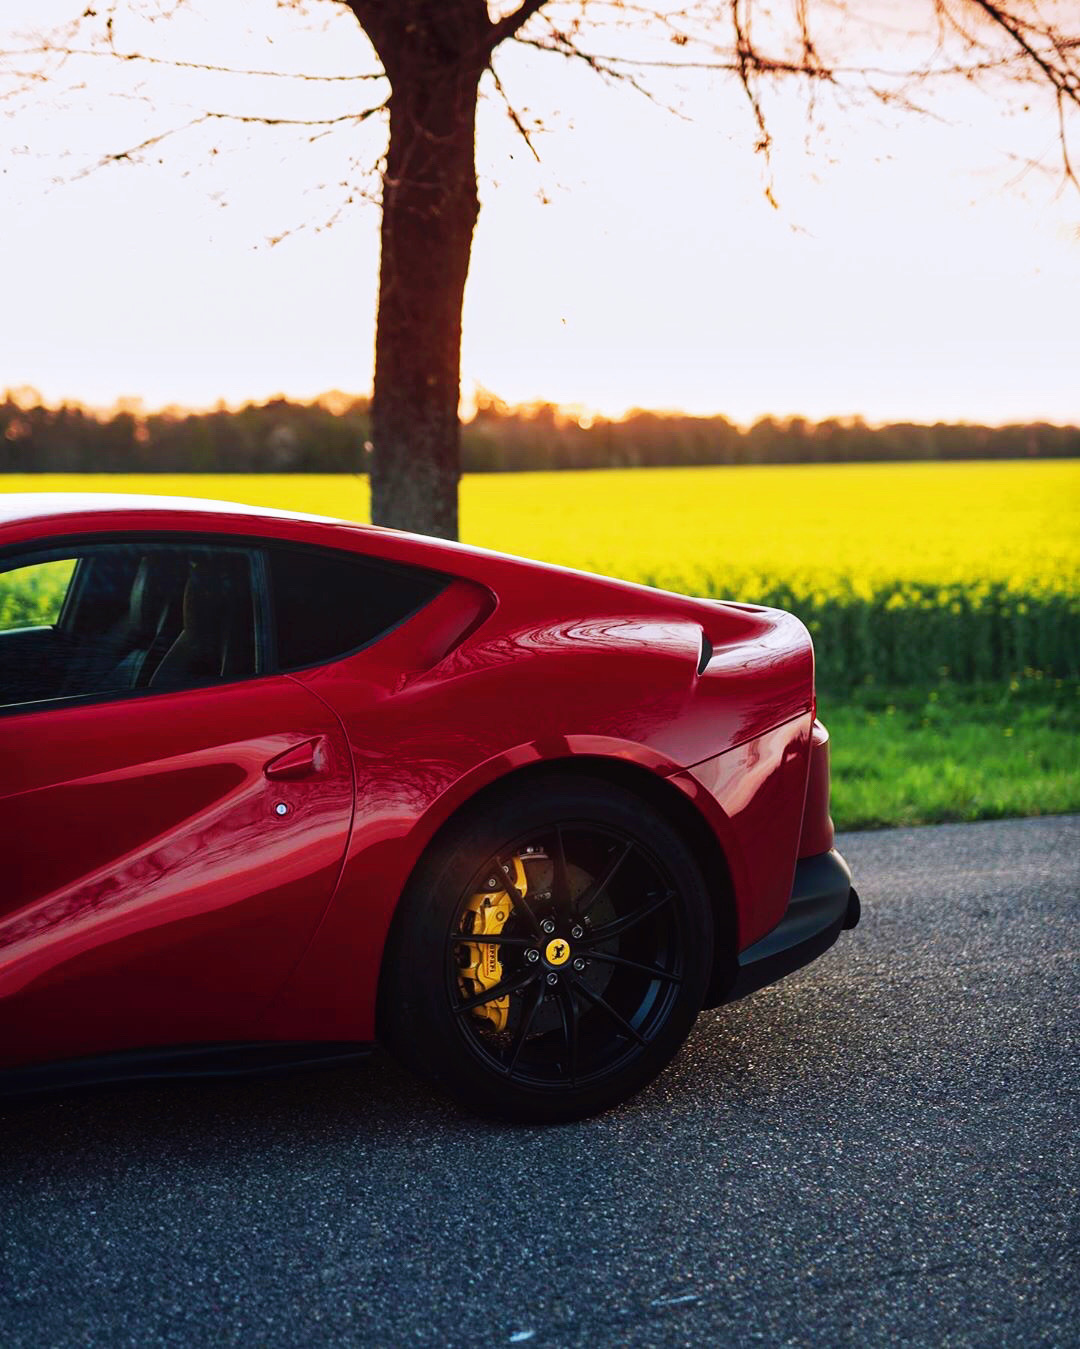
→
(545, 937, 571, 967)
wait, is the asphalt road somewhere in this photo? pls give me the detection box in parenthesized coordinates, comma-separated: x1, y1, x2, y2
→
(1, 815, 1077, 1348)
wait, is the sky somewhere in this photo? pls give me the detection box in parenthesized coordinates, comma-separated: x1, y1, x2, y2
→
(1, 0, 1078, 425)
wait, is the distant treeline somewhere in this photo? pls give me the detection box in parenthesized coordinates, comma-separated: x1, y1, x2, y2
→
(2, 391, 1077, 473)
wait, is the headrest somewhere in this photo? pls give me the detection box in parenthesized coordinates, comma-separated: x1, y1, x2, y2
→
(182, 560, 244, 638)
(128, 555, 185, 635)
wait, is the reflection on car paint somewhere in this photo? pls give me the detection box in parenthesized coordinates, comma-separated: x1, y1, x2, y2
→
(0, 495, 844, 1076)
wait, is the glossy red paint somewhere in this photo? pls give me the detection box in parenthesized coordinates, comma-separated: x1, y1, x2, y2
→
(0, 495, 837, 1067)
(1, 677, 354, 1067)
(798, 719, 836, 859)
(671, 714, 814, 948)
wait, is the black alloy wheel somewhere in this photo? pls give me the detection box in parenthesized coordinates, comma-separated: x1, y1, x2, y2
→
(380, 776, 716, 1122)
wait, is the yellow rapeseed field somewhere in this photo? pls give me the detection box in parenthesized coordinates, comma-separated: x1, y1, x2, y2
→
(463, 460, 1077, 598)
(3, 461, 1077, 686)
(2, 460, 1076, 592)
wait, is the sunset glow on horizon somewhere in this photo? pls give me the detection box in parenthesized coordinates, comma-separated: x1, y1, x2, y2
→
(2, 0, 1078, 425)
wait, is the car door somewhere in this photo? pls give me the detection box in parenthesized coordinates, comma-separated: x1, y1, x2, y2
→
(0, 538, 354, 1070)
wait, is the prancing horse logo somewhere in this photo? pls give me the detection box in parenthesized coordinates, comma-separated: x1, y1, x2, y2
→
(545, 938, 571, 967)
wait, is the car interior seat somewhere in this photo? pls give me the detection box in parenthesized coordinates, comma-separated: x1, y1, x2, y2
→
(64, 553, 187, 696)
(150, 558, 253, 690)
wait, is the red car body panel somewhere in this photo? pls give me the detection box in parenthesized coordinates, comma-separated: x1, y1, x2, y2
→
(0, 495, 834, 1068)
(673, 716, 816, 942)
(798, 719, 837, 859)
(1, 677, 355, 1067)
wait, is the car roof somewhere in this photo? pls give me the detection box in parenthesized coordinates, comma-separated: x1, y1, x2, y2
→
(0, 491, 715, 621)
(0, 492, 361, 530)
(0, 491, 519, 577)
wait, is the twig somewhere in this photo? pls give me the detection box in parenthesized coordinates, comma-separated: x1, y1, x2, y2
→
(72, 102, 388, 180)
(488, 61, 541, 162)
(0, 44, 385, 83)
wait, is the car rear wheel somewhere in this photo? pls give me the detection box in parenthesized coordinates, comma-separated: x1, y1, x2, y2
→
(380, 776, 715, 1122)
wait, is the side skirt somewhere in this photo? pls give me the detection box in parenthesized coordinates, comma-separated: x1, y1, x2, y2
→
(0, 1041, 372, 1099)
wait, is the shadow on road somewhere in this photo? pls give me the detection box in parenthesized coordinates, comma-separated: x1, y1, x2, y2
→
(0, 1004, 768, 1159)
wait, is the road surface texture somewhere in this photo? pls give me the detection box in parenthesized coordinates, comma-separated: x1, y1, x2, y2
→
(1, 815, 1077, 1348)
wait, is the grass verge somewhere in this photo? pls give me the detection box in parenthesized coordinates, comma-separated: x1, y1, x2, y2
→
(823, 676, 1079, 830)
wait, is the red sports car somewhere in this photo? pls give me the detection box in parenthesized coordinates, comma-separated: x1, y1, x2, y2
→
(0, 494, 859, 1121)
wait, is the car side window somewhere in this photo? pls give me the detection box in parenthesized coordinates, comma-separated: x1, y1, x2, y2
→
(0, 557, 78, 632)
(0, 542, 260, 711)
(266, 544, 445, 670)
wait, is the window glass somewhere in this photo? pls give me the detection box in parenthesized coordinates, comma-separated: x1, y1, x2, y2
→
(268, 545, 444, 670)
(0, 558, 77, 632)
(0, 543, 258, 710)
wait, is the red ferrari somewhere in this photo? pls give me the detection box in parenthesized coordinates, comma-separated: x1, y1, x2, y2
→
(0, 494, 859, 1121)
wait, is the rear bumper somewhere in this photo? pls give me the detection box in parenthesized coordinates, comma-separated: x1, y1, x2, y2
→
(722, 849, 860, 1004)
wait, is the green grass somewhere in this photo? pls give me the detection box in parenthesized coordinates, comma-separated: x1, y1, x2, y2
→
(825, 676, 1079, 830)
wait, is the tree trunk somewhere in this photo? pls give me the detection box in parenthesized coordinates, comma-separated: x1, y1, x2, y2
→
(366, 40, 485, 539)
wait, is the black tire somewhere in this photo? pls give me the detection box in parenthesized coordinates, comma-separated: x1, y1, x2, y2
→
(379, 775, 715, 1123)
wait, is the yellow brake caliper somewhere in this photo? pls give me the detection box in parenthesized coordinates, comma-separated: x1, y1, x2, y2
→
(458, 855, 528, 1033)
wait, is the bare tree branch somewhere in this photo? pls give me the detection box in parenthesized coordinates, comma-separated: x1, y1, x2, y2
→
(965, 0, 1079, 104)
(498, 47, 1030, 80)
(928, 0, 1079, 187)
(487, 60, 541, 161)
(71, 101, 388, 181)
(514, 22, 688, 116)
(0, 43, 384, 82)
(506, 0, 1077, 198)
(729, 0, 777, 201)
(488, 0, 550, 48)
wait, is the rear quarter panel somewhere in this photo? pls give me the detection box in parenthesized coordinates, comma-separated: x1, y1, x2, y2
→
(263, 565, 815, 1041)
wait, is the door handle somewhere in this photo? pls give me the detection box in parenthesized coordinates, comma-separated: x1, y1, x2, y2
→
(264, 737, 324, 781)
